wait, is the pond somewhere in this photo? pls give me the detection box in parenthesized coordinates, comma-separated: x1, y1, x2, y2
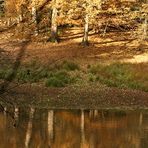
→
(0, 108, 148, 148)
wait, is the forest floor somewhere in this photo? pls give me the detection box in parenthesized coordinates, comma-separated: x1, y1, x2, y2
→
(0, 27, 148, 109)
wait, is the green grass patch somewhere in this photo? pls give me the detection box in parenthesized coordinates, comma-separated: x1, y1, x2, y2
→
(88, 63, 148, 92)
(0, 60, 80, 87)
(62, 61, 79, 71)
(45, 70, 73, 87)
(16, 67, 49, 83)
(0, 69, 13, 79)
(1, 61, 147, 91)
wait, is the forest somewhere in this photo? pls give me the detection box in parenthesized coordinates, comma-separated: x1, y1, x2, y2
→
(0, 0, 148, 108)
(0, 0, 147, 44)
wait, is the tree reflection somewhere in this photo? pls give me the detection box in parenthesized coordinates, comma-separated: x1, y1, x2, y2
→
(0, 109, 147, 147)
(80, 109, 89, 148)
(25, 107, 35, 148)
(48, 110, 54, 147)
(13, 106, 19, 127)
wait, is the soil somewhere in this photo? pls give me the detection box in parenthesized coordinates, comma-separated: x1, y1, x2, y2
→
(0, 28, 148, 109)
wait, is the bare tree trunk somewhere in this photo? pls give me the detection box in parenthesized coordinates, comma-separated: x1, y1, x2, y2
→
(50, 0, 58, 42)
(82, 14, 89, 46)
(7, 17, 11, 26)
(16, 13, 23, 33)
(31, 0, 38, 36)
(142, 17, 147, 40)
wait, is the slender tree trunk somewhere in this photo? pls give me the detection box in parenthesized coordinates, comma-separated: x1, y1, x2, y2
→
(82, 14, 89, 46)
(50, 0, 58, 42)
(17, 14, 23, 24)
(31, 0, 38, 36)
(7, 17, 11, 26)
(16, 13, 23, 33)
(142, 17, 147, 40)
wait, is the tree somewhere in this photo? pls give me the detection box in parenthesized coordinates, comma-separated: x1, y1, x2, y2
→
(31, 0, 38, 35)
(81, 0, 102, 46)
(50, 0, 58, 42)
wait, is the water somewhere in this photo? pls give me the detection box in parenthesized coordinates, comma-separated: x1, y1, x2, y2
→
(0, 108, 148, 148)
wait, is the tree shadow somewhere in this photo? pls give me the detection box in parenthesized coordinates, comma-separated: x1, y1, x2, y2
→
(0, 39, 30, 106)
(61, 32, 96, 41)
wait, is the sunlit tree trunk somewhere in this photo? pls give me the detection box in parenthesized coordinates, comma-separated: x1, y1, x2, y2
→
(50, 0, 58, 42)
(16, 13, 23, 33)
(31, 0, 38, 36)
(25, 107, 35, 148)
(82, 14, 89, 46)
(142, 17, 147, 40)
(7, 17, 11, 26)
(48, 110, 54, 147)
(17, 14, 23, 24)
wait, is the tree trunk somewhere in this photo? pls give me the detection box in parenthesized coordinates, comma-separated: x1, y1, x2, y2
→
(16, 14, 23, 33)
(82, 14, 89, 46)
(50, 0, 58, 42)
(31, 0, 38, 36)
(143, 18, 147, 40)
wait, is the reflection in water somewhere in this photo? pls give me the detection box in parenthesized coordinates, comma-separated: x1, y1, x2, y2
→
(48, 110, 54, 147)
(4, 107, 7, 115)
(139, 112, 143, 127)
(80, 110, 85, 148)
(25, 108, 35, 148)
(14, 106, 19, 127)
(0, 109, 148, 148)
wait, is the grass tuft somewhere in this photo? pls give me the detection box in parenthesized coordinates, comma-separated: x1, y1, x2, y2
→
(62, 61, 79, 71)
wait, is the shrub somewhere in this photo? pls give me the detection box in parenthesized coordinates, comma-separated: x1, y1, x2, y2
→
(45, 71, 72, 87)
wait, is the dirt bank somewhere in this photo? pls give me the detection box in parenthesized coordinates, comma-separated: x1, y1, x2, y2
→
(0, 82, 148, 109)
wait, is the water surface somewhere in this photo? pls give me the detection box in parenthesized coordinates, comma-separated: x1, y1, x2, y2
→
(0, 108, 148, 148)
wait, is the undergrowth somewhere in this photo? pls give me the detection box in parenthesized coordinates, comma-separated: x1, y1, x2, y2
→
(88, 63, 148, 92)
(0, 61, 147, 91)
